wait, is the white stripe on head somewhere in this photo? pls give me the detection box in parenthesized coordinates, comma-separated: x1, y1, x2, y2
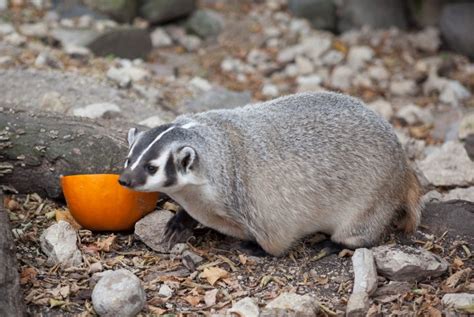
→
(131, 127, 175, 170)
(181, 122, 197, 129)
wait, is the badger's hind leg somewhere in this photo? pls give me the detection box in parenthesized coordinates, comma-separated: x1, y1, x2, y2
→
(330, 202, 396, 249)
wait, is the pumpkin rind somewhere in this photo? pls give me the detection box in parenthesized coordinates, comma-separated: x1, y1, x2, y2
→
(61, 174, 159, 231)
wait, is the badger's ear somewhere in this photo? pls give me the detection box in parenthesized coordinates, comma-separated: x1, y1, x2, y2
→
(127, 128, 138, 146)
(176, 146, 197, 172)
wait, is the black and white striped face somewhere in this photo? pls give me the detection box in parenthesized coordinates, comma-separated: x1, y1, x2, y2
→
(118, 124, 201, 193)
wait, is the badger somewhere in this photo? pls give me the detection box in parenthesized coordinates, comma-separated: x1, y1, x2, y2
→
(119, 92, 422, 256)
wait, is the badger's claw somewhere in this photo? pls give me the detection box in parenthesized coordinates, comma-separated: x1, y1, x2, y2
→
(161, 208, 197, 247)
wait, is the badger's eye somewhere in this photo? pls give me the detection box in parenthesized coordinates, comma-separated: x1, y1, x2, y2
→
(145, 164, 158, 174)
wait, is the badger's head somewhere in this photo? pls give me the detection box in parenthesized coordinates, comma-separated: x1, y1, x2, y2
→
(119, 123, 203, 193)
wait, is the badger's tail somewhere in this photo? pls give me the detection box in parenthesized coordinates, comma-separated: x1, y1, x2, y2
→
(398, 168, 423, 233)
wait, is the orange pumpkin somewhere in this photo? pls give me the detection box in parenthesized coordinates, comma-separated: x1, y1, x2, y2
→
(61, 174, 159, 231)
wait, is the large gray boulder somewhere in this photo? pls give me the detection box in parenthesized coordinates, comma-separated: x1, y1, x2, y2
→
(440, 3, 474, 59)
(337, 0, 408, 32)
(83, 0, 138, 23)
(288, 0, 337, 31)
(52, 26, 152, 60)
(186, 9, 224, 38)
(139, 0, 196, 24)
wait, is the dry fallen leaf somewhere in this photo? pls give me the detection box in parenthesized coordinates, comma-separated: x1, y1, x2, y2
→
(238, 254, 248, 265)
(148, 305, 166, 315)
(315, 275, 329, 285)
(200, 267, 229, 286)
(20, 267, 37, 285)
(184, 295, 202, 306)
(452, 256, 464, 270)
(95, 235, 116, 252)
(204, 289, 218, 306)
(55, 208, 82, 230)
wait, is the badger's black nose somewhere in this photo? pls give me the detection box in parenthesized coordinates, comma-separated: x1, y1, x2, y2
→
(118, 174, 131, 187)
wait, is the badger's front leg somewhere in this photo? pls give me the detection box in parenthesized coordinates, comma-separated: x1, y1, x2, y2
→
(162, 207, 198, 245)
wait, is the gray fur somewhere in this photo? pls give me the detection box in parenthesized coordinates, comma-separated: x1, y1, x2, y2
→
(121, 92, 422, 256)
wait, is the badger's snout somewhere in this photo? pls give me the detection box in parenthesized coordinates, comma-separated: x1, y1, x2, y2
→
(118, 173, 133, 188)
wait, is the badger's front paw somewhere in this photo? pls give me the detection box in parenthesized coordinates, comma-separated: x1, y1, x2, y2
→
(162, 208, 197, 247)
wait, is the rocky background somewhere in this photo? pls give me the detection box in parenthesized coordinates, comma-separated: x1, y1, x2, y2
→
(0, 0, 473, 316)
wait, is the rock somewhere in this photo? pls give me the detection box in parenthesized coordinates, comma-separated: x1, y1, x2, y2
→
(367, 99, 393, 121)
(39, 91, 67, 112)
(262, 83, 279, 98)
(396, 104, 433, 125)
(422, 190, 443, 204)
(442, 293, 474, 313)
(89, 262, 103, 273)
(107, 63, 149, 88)
(423, 73, 471, 107)
(135, 210, 185, 252)
(139, 0, 196, 24)
(346, 292, 369, 317)
(189, 76, 212, 91)
(346, 248, 377, 317)
(183, 87, 251, 113)
(246, 49, 270, 66)
(228, 297, 260, 317)
(390, 79, 417, 96)
(40, 221, 82, 268)
(92, 269, 146, 317)
(186, 9, 223, 38)
(88, 27, 152, 60)
(296, 75, 323, 92)
(439, 80, 471, 107)
(440, 3, 474, 59)
(330, 65, 353, 90)
(0, 68, 165, 123)
(372, 245, 448, 281)
(0, 23, 14, 35)
(158, 283, 173, 297)
(150, 28, 172, 48)
(52, 27, 152, 60)
(338, 0, 408, 32)
(444, 187, 474, 203)
(295, 56, 314, 75)
(408, 0, 444, 28)
(261, 293, 319, 317)
(408, 27, 441, 53)
(458, 113, 474, 140)
(4, 32, 27, 46)
(182, 250, 203, 265)
(170, 243, 188, 255)
(73, 102, 121, 119)
(351, 248, 377, 295)
(288, 0, 337, 31)
(321, 50, 344, 66)
(83, 0, 138, 23)
(373, 281, 412, 297)
(35, 52, 63, 69)
(19, 22, 49, 38)
(367, 65, 389, 82)
(276, 35, 331, 64)
(417, 141, 474, 187)
(52, 0, 107, 19)
(64, 45, 92, 58)
(139, 116, 165, 128)
(347, 46, 374, 70)
(422, 201, 474, 243)
(465, 134, 474, 161)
